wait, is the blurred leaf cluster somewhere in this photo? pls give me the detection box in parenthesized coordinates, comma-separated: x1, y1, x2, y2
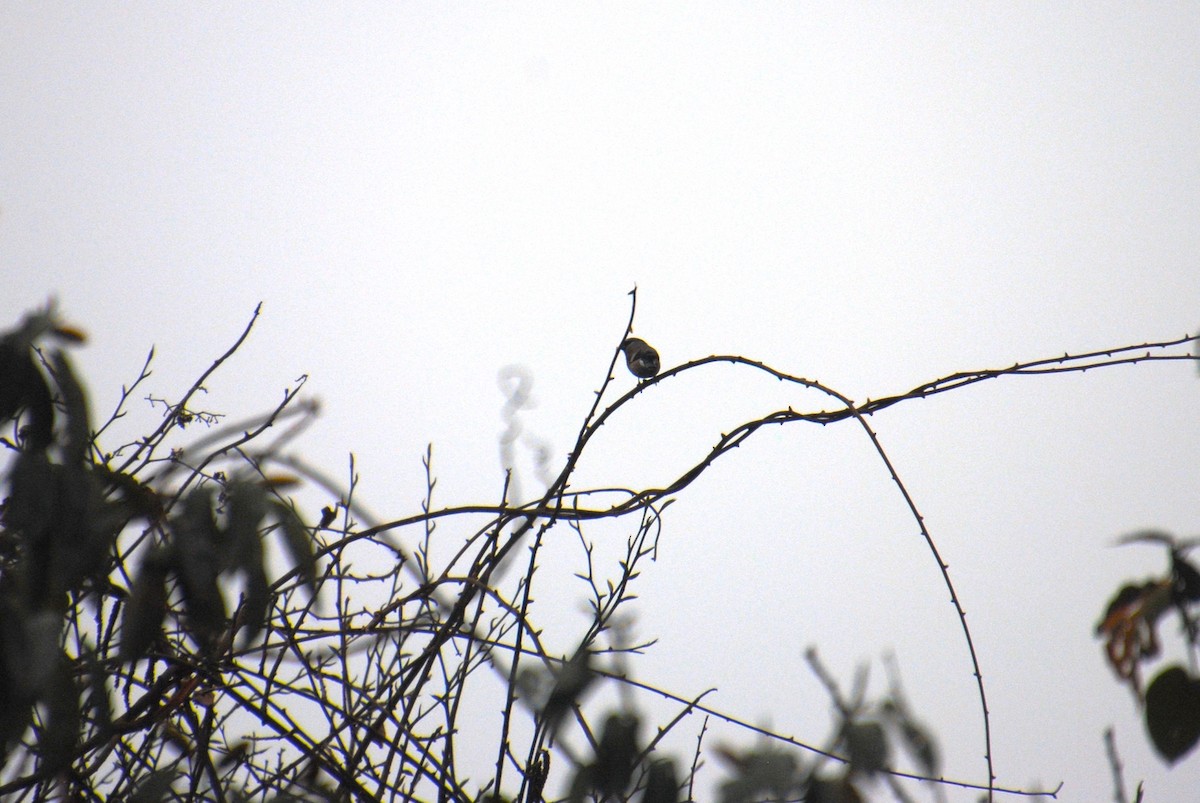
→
(1097, 530, 1200, 764)
(0, 303, 318, 798)
(0, 304, 126, 768)
(710, 650, 939, 803)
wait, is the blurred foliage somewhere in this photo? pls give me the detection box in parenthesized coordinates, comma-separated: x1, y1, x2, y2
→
(0, 303, 320, 798)
(1097, 530, 1200, 765)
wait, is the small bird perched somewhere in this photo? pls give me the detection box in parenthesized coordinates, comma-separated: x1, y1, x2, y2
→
(620, 337, 660, 380)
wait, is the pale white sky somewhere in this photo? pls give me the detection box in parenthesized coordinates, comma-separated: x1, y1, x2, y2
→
(3, 4, 1200, 800)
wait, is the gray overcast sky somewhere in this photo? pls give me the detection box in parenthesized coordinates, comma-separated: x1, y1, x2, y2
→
(4, 4, 1200, 800)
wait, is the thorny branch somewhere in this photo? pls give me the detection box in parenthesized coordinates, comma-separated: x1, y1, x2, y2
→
(0, 297, 1190, 802)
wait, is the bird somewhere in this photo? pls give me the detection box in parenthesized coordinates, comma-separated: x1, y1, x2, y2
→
(620, 337, 660, 380)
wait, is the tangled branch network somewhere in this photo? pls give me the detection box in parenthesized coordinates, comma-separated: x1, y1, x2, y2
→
(2, 296, 1194, 802)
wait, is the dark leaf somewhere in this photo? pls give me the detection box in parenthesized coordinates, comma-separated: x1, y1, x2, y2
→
(7, 452, 107, 605)
(0, 339, 29, 422)
(39, 658, 80, 774)
(50, 350, 89, 465)
(270, 498, 316, 595)
(22, 365, 54, 452)
(0, 344, 53, 451)
(4, 455, 57, 603)
(237, 563, 271, 647)
(222, 482, 273, 645)
(50, 461, 104, 595)
(174, 489, 226, 648)
(542, 649, 595, 732)
(1145, 665, 1200, 764)
(224, 480, 267, 574)
(844, 720, 888, 776)
(897, 718, 939, 776)
(4, 451, 55, 538)
(0, 599, 37, 744)
(77, 472, 131, 584)
(1171, 551, 1200, 604)
(593, 712, 640, 797)
(643, 758, 680, 803)
(119, 548, 171, 661)
(0, 606, 78, 771)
